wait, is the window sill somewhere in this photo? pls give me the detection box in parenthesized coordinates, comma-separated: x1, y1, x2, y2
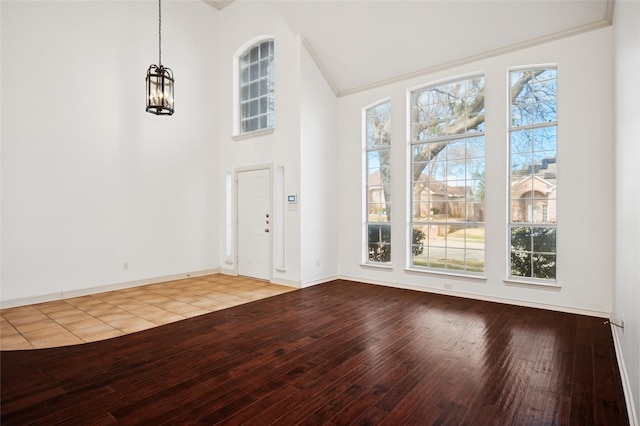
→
(503, 278, 561, 289)
(231, 127, 274, 141)
(404, 267, 486, 282)
(360, 262, 393, 271)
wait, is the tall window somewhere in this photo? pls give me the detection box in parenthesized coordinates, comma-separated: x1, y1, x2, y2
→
(509, 68, 557, 281)
(410, 76, 485, 273)
(239, 40, 274, 133)
(365, 101, 391, 263)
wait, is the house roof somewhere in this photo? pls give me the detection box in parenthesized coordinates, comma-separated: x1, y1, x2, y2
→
(512, 156, 557, 185)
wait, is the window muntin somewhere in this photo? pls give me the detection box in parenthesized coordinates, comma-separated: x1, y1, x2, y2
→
(410, 76, 485, 273)
(239, 40, 274, 133)
(365, 101, 392, 263)
(509, 68, 557, 281)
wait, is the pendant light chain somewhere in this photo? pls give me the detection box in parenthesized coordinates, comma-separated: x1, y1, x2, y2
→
(158, 0, 162, 66)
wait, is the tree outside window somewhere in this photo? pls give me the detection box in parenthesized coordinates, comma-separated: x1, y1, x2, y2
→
(365, 101, 391, 263)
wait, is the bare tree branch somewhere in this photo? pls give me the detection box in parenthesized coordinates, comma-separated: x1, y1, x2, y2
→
(411, 93, 484, 182)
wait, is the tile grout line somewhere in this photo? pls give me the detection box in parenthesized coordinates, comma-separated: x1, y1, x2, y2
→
(1, 276, 296, 350)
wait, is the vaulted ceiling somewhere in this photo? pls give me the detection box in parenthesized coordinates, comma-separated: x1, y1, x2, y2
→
(205, 0, 614, 96)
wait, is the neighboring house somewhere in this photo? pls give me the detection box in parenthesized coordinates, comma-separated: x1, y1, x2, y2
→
(366, 170, 389, 220)
(511, 157, 557, 223)
(412, 173, 480, 222)
(369, 158, 557, 226)
(367, 170, 383, 205)
(370, 171, 483, 223)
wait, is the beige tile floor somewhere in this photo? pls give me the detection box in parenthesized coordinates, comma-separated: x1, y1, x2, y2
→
(0, 274, 296, 351)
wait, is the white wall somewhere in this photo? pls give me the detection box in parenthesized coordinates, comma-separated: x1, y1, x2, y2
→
(217, 1, 303, 285)
(1, 1, 219, 304)
(613, 0, 640, 422)
(300, 46, 338, 285)
(337, 28, 614, 317)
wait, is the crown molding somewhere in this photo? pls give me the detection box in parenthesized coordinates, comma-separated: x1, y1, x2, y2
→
(338, 17, 613, 97)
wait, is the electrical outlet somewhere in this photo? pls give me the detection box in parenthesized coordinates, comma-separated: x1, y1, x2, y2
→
(123, 262, 129, 271)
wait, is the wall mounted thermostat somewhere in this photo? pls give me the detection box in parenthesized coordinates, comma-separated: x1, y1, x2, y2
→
(287, 194, 297, 211)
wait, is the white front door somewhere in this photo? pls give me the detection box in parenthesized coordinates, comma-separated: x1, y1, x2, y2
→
(237, 168, 271, 280)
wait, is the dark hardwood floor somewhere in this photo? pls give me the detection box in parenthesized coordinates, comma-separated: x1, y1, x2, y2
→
(1, 280, 628, 425)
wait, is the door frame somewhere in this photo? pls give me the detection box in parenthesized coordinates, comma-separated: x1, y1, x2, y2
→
(235, 164, 273, 281)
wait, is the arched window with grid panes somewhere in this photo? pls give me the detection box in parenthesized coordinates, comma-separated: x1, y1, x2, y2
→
(239, 39, 275, 134)
(409, 76, 486, 274)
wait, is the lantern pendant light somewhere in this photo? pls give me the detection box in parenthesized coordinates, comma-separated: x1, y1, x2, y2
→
(146, 0, 174, 115)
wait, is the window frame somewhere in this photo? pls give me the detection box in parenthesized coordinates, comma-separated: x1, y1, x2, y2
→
(236, 38, 275, 136)
(507, 66, 558, 285)
(408, 75, 486, 276)
(363, 99, 392, 266)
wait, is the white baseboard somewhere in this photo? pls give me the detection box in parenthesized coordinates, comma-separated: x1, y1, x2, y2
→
(219, 268, 237, 277)
(610, 322, 639, 426)
(301, 275, 339, 288)
(0, 269, 219, 309)
(4, 271, 611, 320)
(217, 269, 301, 288)
(337, 274, 611, 318)
(270, 277, 301, 288)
